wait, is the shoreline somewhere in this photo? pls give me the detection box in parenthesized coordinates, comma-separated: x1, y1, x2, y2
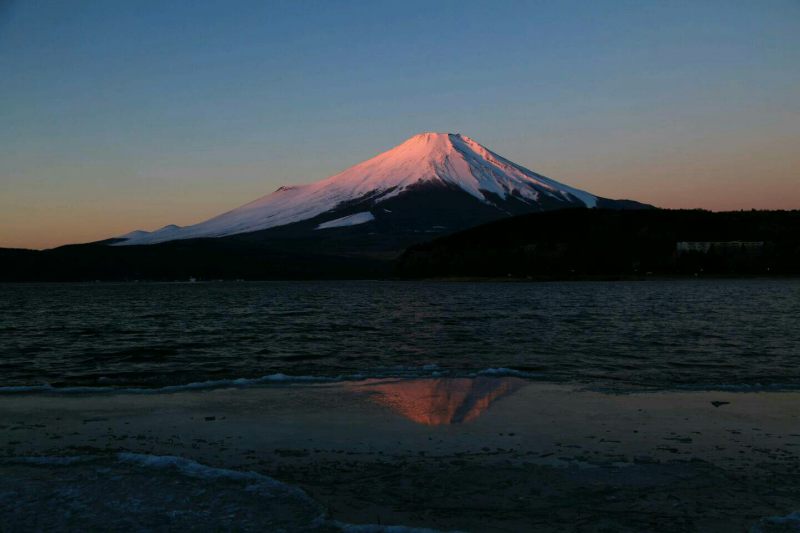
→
(3, 378, 800, 531)
(3, 275, 800, 283)
(5, 372, 800, 397)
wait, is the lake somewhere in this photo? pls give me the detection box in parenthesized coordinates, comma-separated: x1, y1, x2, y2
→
(1, 279, 799, 392)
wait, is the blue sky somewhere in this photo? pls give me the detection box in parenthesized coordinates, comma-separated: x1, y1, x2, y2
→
(1, 0, 799, 248)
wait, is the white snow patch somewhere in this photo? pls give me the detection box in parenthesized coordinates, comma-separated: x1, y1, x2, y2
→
(315, 211, 375, 230)
(475, 367, 540, 378)
(117, 453, 293, 489)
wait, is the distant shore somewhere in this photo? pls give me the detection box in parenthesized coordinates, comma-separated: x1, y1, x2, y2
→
(3, 209, 800, 281)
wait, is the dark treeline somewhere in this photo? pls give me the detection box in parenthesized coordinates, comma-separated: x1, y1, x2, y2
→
(396, 209, 800, 279)
(2, 209, 799, 281)
(0, 239, 390, 282)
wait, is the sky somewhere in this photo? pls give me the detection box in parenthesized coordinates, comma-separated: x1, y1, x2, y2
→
(1, 0, 798, 249)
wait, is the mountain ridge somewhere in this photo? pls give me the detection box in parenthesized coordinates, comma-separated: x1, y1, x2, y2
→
(116, 132, 646, 246)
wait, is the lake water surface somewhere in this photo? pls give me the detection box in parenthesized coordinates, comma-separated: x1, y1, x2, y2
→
(2, 280, 798, 392)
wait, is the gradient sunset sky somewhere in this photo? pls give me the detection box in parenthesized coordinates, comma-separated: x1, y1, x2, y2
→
(1, 1, 798, 249)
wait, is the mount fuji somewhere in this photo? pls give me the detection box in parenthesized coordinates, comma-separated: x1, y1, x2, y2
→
(115, 132, 649, 246)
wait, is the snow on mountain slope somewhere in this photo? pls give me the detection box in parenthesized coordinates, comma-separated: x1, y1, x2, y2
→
(116, 133, 599, 245)
(315, 211, 375, 230)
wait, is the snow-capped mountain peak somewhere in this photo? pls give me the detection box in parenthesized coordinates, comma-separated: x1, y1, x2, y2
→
(302, 132, 595, 207)
(116, 133, 604, 245)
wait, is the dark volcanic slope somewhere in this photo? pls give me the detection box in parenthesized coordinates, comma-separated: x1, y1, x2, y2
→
(220, 181, 648, 253)
(396, 209, 800, 278)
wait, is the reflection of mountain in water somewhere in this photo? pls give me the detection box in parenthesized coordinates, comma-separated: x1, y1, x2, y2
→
(350, 377, 528, 426)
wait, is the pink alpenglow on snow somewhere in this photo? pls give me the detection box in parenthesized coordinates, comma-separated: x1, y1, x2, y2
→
(116, 133, 600, 245)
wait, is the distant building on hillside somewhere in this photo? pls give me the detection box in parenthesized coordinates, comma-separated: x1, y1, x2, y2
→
(676, 241, 764, 255)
